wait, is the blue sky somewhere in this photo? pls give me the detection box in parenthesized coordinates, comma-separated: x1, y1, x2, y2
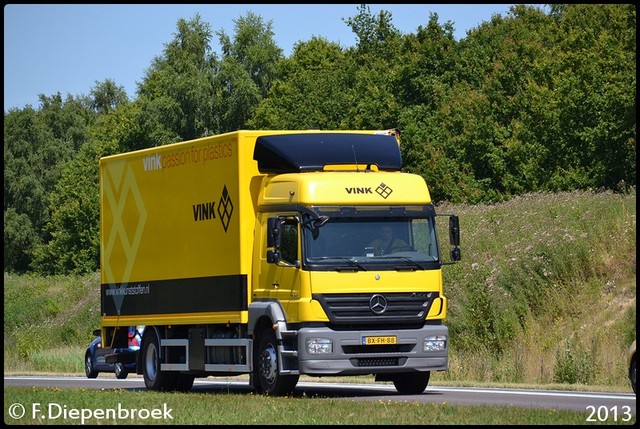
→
(4, 4, 514, 111)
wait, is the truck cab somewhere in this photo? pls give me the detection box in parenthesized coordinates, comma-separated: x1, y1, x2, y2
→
(248, 131, 460, 395)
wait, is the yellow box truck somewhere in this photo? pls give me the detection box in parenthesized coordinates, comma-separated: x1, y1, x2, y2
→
(94, 129, 461, 395)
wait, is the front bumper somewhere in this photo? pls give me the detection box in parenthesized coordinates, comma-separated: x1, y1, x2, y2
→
(296, 324, 448, 376)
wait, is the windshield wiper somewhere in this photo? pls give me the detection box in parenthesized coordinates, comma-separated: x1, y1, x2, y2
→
(308, 256, 367, 271)
(376, 256, 427, 270)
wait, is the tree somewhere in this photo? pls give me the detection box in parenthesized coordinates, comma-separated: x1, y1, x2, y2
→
(90, 79, 129, 115)
(214, 11, 284, 131)
(441, 4, 636, 199)
(3, 94, 95, 273)
(136, 13, 216, 143)
(213, 56, 262, 132)
(3, 208, 39, 273)
(31, 146, 101, 274)
(249, 37, 351, 129)
(31, 103, 135, 274)
(343, 4, 401, 59)
(342, 5, 404, 129)
(445, 4, 558, 200)
(546, 3, 636, 191)
(395, 12, 457, 109)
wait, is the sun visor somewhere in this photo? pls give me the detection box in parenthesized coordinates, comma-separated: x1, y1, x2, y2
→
(253, 133, 402, 174)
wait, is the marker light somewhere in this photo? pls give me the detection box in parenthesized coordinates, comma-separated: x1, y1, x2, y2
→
(305, 338, 333, 354)
(423, 335, 447, 352)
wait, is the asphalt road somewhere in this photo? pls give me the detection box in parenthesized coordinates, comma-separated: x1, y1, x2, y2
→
(4, 375, 635, 422)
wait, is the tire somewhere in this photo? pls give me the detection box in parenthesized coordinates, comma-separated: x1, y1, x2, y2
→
(631, 359, 636, 395)
(85, 352, 98, 379)
(255, 327, 299, 396)
(175, 374, 195, 392)
(114, 362, 128, 379)
(392, 371, 430, 394)
(141, 328, 177, 390)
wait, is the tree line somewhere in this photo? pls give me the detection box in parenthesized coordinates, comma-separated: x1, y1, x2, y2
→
(3, 4, 636, 275)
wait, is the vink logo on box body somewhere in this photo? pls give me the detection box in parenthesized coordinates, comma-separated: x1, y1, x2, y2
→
(191, 185, 234, 232)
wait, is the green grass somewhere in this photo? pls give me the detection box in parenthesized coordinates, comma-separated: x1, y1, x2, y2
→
(4, 190, 636, 397)
(4, 386, 634, 425)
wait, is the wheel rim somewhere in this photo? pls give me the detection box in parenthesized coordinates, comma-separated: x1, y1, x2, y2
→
(85, 356, 92, 374)
(115, 363, 123, 377)
(145, 342, 158, 381)
(259, 343, 277, 384)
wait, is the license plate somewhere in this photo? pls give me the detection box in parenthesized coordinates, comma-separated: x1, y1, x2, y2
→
(362, 336, 397, 345)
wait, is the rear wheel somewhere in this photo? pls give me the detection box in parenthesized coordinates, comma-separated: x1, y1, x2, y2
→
(142, 328, 177, 390)
(114, 362, 128, 379)
(392, 371, 430, 394)
(255, 327, 298, 396)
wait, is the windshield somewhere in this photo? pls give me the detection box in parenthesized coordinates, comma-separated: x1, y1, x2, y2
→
(303, 216, 440, 271)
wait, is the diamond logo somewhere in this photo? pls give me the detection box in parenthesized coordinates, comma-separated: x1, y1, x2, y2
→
(217, 185, 234, 232)
(375, 183, 393, 199)
(103, 162, 148, 315)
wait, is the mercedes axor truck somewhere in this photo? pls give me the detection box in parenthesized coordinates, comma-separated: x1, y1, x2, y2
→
(93, 129, 461, 395)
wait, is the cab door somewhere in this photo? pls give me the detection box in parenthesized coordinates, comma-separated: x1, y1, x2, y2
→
(257, 216, 301, 312)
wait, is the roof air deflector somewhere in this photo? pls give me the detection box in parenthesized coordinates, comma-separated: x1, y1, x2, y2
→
(253, 133, 402, 174)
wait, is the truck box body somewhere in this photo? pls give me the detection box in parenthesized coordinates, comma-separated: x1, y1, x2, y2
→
(96, 129, 460, 395)
(100, 131, 260, 326)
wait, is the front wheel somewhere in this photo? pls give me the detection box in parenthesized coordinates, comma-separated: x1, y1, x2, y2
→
(255, 328, 299, 396)
(392, 371, 430, 394)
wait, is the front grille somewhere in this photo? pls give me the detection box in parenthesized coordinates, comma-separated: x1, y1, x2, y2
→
(313, 292, 437, 325)
(350, 357, 403, 367)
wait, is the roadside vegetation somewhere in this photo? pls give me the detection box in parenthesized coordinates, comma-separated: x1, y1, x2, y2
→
(436, 189, 636, 389)
(5, 190, 636, 391)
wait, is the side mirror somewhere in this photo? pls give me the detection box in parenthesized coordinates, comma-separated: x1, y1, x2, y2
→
(267, 217, 282, 264)
(450, 247, 461, 262)
(267, 249, 281, 264)
(267, 217, 281, 248)
(449, 216, 460, 247)
(449, 215, 461, 262)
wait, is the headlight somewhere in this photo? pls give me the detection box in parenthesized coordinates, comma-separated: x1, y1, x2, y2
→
(305, 338, 333, 354)
(424, 335, 447, 352)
